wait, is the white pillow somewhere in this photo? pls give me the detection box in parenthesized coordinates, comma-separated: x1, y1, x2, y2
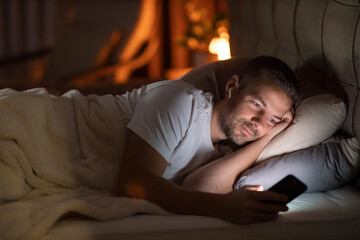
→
(256, 94, 346, 163)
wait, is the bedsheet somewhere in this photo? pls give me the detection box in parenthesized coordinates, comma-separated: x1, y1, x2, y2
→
(42, 185, 360, 240)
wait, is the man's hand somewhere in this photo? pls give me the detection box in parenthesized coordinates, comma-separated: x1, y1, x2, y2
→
(268, 109, 294, 138)
(218, 188, 288, 224)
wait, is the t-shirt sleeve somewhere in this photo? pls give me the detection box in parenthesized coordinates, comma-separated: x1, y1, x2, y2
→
(127, 84, 195, 162)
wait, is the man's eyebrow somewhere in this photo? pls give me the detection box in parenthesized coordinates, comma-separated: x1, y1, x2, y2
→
(254, 95, 282, 121)
(273, 115, 283, 121)
(254, 95, 267, 107)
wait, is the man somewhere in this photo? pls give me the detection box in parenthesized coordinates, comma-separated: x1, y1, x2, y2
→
(115, 56, 298, 224)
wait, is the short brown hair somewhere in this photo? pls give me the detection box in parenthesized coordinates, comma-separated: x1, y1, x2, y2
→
(237, 56, 298, 105)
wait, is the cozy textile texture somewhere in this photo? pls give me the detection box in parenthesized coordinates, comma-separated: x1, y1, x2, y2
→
(256, 94, 346, 163)
(0, 88, 168, 240)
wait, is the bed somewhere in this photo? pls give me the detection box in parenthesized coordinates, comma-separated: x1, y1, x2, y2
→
(1, 0, 360, 239)
(40, 185, 360, 240)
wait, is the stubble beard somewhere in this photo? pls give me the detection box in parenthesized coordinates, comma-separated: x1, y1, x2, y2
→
(218, 105, 258, 146)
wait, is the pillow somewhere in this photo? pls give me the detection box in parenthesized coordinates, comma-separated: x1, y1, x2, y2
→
(234, 138, 359, 192)
(328, 135, 359, 169)
(256, 94, 346, 163)
(337, 136, 360, 189)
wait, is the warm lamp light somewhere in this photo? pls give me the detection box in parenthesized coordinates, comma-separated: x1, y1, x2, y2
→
(208, 31, 231, 60)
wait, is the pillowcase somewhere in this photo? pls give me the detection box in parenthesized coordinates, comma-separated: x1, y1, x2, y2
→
(256, 94, 346, 163)
(234, 138, 359, 192)
(336, 136, 360, 189)
(327, 135, 359, 169)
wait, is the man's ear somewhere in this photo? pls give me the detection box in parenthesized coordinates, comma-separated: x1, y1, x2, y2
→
(225, 75, 240, 98)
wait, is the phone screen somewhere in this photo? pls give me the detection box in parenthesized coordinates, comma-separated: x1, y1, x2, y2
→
(268, 175, 307, 204)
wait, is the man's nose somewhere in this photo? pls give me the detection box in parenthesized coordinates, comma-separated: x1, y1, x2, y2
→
(251, 115, 265, 131)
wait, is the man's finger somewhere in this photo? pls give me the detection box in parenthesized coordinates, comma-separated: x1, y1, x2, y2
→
(243, 185, 264, 191)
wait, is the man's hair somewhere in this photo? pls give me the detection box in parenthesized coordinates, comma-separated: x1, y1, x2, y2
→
(237, 56, 299, 105)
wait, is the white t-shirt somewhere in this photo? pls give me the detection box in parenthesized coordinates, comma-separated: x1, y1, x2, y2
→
(115, 80, 220, 183)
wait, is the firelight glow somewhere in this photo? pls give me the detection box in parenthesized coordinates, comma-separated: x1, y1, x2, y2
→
(209, 31, 231, 60)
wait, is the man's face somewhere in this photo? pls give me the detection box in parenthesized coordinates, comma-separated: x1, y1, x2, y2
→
(219, 75, 292, 145)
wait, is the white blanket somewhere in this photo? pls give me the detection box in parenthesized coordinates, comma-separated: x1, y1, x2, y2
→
(0, 88, 168, 240)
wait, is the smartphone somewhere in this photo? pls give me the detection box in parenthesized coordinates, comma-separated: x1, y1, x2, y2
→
(268, 175, 307, 204)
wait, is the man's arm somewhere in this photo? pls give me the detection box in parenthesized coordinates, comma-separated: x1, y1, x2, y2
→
(182, 112, 293, 193)
(116, 130, 289, 224)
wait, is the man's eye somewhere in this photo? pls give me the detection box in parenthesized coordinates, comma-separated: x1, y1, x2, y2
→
(269, 118, 277, 125)
(253, 101, 261, 108)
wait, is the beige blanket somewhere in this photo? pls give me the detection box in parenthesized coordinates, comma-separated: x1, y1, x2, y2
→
(0, 88, 167, 240)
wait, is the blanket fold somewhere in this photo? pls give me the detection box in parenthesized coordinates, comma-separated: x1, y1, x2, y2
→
(0, 88, 168, 240)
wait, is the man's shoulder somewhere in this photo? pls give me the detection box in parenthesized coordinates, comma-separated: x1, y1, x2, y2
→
(144, 80, 203, 93)
(143, 80, 214, 105)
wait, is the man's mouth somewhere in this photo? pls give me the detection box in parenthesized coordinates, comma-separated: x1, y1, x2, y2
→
(241, 123, 254, 137)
